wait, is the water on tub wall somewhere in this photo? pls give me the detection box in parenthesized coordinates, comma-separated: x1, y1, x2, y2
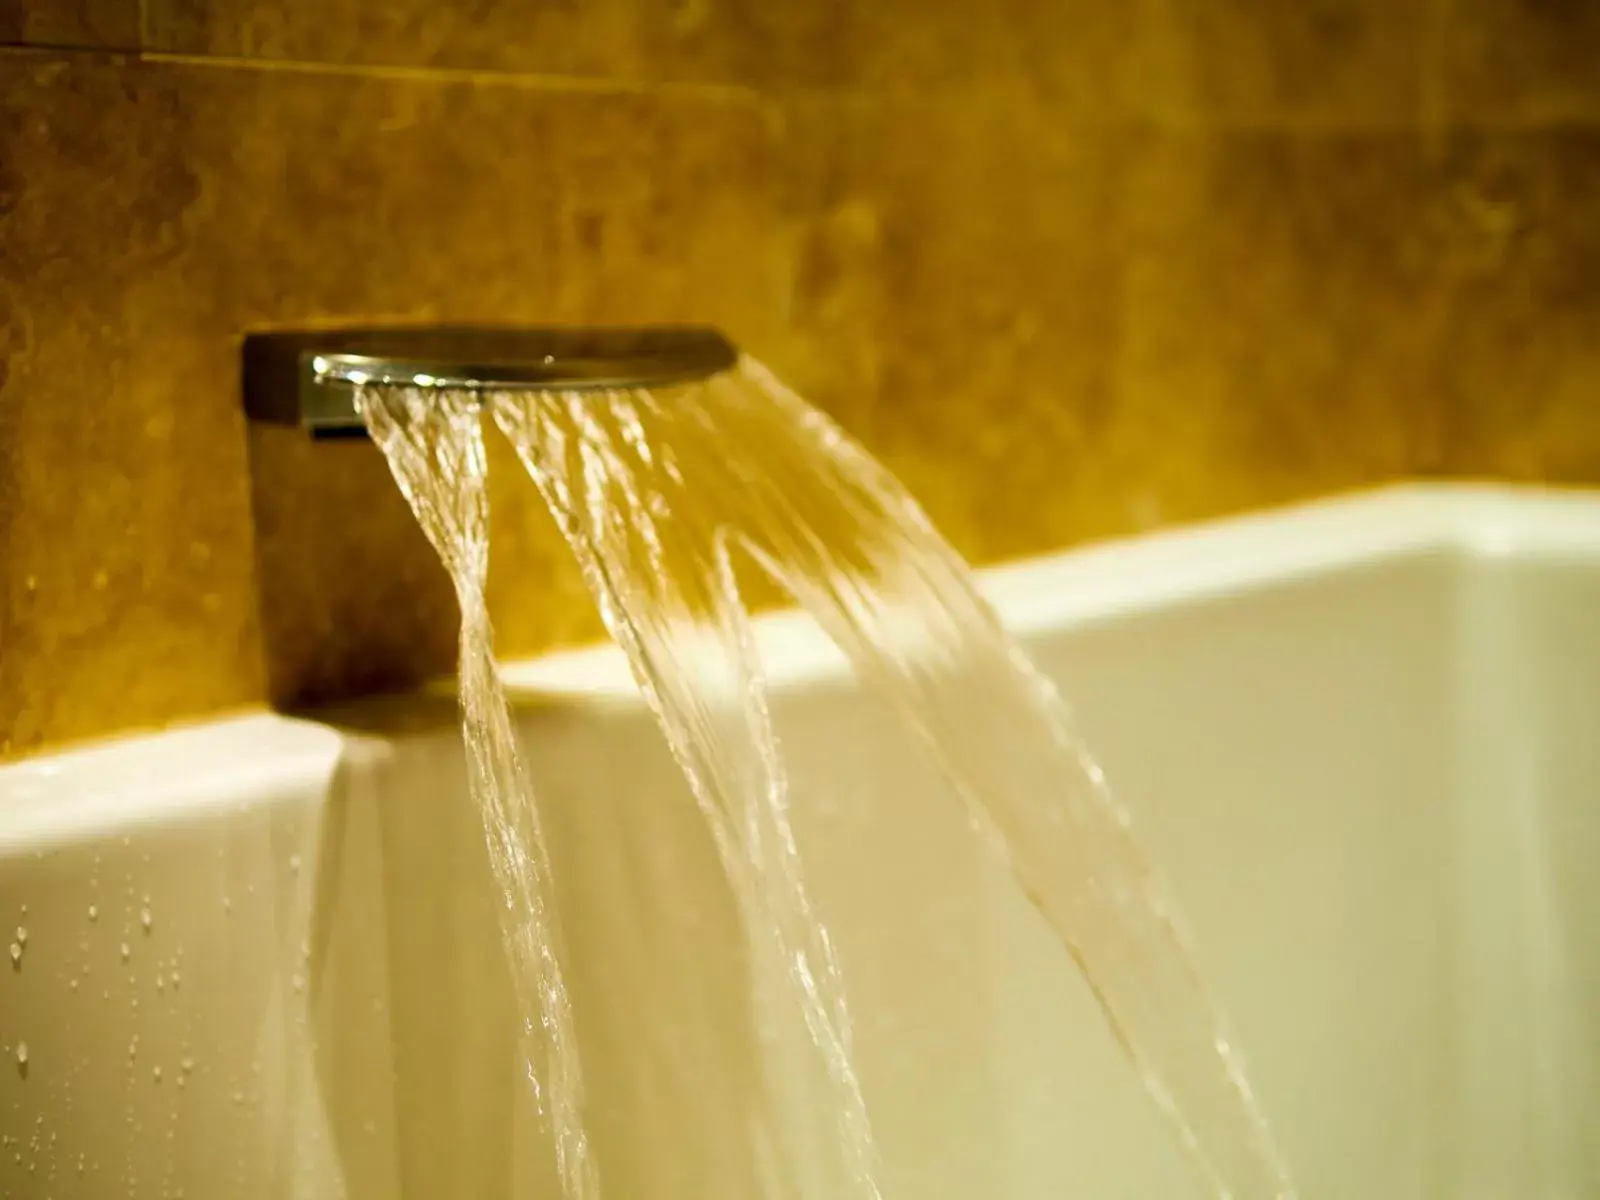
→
(2, 0, 1600, 755)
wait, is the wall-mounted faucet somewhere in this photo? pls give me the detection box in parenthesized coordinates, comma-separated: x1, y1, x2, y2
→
(242, 326, 739, 437)
(238, 324, 732, 707)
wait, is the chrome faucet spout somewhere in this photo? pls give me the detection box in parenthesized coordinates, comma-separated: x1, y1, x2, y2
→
(242, 325, 738, 437)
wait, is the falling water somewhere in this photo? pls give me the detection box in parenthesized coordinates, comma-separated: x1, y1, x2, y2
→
(360, 357, 1298, 1200)
(357, 388, 597, 1200)
(494, 376, 885, 1200)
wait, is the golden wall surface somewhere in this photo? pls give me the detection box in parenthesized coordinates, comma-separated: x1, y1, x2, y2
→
(2, 0, 1597, 755)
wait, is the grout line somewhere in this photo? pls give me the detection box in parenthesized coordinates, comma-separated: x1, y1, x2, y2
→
(139, 50, 764, 107)
(6, 43, 1594, 136)
(0, 42, 1437, 136)
(0, 39, 138, 55)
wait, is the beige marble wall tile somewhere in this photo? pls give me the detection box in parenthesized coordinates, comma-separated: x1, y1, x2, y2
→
(1117, 126, 1600, 511)
(1115, 130, 1455, 520)
(1437, 0, 1600, 123)
(0, 49, 778, 750)
(0, 0, 139, 49)
(1147, 0, 1425, 126)
(777, 104, 1600, 561)
(929, 0, 1425, 128)
(771, 98, 1136, 563)
(778, 108, 1452, 565)
(1423, 129, 1600, 478)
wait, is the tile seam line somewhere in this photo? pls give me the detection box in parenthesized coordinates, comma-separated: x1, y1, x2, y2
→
(3, 46, 1595, 132)
(139, 50, 766, 106)
(0, 39, 140, 54)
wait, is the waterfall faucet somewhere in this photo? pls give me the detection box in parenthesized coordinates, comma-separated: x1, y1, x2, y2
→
(242, 326, 739, 437)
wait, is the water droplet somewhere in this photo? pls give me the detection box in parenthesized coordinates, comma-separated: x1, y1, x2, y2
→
(169, 970, 181, 990)
(291, 973, 305, 994)
(221, 897, 231, 914)
(151, 1065, 161, 1082)
(180, 1056, 193, 1075)
(155, 974, 165, 993)
(119, 943, 130, 962)
(139, 908, 152, 932)
(15, 926, 26, 945)
(68, 979, 78, 992)
(14, 1043, 26, 1064)
(231, 1091, 243, 1105)
(288, 854, 301, 875)
(87, 904, 98, 922)
(9, 942, 21, 965)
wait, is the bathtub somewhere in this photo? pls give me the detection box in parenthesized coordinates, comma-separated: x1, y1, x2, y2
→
(1, 484, 1595, 1198)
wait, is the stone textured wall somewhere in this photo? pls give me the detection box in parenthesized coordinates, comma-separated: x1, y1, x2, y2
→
(2, 0, 1598, 756)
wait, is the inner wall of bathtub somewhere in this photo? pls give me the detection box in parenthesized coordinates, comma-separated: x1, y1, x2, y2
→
(0, 489, 1596, 1198)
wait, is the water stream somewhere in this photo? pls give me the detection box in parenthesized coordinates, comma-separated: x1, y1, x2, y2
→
(357, 388, 597, 1200)
(358, 357, 1297, 1199)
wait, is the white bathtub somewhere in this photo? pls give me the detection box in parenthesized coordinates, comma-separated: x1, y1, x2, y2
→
(1, 484, 1596, 1199)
